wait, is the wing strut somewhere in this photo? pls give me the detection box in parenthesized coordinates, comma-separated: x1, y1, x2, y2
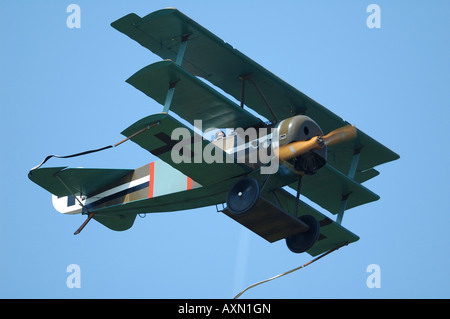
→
(240, 74, 279, 124)
(336, 148, 361, 224)
(175, 34, 190, 65)
(163, 33, 190, 113)
(294, 176, 302, 217)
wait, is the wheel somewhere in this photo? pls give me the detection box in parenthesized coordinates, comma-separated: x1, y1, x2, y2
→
(226, 177, 260, 215)
(286, 215, 320, 253)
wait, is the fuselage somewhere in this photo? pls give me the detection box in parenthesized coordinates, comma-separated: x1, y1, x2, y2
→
(53, 115, 326, 217)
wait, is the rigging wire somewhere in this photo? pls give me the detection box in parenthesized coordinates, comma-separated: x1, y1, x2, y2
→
(233, 244, 347, 299)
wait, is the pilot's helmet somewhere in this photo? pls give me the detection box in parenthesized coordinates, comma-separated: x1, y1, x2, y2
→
(215, 130, 225, 139)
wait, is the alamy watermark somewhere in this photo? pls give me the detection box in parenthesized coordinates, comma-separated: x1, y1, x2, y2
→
(66, 264, 81, 288)
(66, 4, 81, 29)
(170, 120, 279, 175)
(366, 4, 381, 29)
(366, 264, 381, 288)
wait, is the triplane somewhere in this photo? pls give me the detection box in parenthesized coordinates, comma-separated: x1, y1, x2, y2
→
(29, 8, 399, 256)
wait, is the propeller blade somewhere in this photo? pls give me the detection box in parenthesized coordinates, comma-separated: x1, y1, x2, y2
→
(322, 125, 357, 147)
(276, 125, 356, 162)
(276, 138, 318, 161)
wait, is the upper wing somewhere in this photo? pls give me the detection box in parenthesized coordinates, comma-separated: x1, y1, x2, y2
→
(121, 112, 251, 186)
(112, 8, 399, 179)
(112, 9, 322, 124)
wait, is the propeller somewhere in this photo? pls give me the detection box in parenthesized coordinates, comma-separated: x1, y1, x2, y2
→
(276, 125, 357, 162)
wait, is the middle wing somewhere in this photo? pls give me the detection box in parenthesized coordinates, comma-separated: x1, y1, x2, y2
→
(121, 112, 251, 186)
(126, 60, 262, 131)
(293, 163, 380, 215)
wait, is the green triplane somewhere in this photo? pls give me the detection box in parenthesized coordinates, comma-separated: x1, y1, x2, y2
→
(28, 8, 399, 256)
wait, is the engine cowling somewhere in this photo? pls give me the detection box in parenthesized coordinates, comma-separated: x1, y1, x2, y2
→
(275, 115, 327, 175)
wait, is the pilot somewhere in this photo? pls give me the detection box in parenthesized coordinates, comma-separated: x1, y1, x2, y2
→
(214, 130, 225, 140)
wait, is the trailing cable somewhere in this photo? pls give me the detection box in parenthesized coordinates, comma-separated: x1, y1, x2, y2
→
(30, 125, 156, 172)
(233, 243, 347, 299)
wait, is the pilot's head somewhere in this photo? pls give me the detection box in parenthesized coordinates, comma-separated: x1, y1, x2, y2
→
(215, 130, 225, 139)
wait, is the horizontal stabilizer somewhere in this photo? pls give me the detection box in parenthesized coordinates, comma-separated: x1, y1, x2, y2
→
(28, 167, 133, 197)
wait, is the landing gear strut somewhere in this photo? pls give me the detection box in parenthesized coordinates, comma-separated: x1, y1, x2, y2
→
(286, 176, 320, 253)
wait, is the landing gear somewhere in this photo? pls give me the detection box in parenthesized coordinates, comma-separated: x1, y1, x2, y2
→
(226, 177, 260, 215)
(286, 215, 320, 253)
(225, 176, 320, 254)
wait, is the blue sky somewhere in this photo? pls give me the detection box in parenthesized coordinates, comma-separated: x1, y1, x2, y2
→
(1, 1, 449, 298)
